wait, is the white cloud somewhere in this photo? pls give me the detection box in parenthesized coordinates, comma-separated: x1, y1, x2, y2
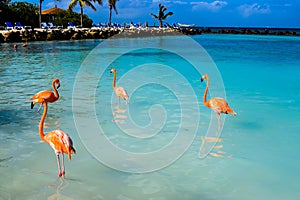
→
(129, 0, 151, 7)
(152, 0, 187, 4)
(152, 0, 171, 3)
(174, 1, 188, 5)
(238, 3, 270, 17)
(191, 1, 228, 12)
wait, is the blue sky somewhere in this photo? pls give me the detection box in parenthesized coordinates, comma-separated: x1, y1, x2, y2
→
(19, 0, 300, 28)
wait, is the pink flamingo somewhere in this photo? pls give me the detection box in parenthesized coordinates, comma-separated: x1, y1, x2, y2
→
(201, 74, 236, 129)
(38, 102, 76, 177)
(29, 78, 60, 112)
(110, 68, 129, 105)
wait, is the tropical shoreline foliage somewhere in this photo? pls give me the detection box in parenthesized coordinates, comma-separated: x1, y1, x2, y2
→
(0, 1, 39, 28)
(0, 0, 94, 28)
(68, 0, 102, 27)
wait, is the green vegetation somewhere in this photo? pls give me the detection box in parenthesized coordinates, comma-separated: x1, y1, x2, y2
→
(0, 1, 94, 28)
(150, 4, 173, 28)
(0, 1, 39, 27)
(54, 10, 93, 28)
(68, 0, 102, 27)
(0, 1, 175, 29)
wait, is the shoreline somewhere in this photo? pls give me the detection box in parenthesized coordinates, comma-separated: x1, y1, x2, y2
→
(0, 26, 299, 43)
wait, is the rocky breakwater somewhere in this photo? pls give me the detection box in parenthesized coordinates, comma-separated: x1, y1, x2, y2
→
(0, 27, 204, 43)
(0, 28, 122, 43)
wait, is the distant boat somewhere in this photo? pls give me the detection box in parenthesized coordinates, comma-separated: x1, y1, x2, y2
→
(177, 23, 196, 28)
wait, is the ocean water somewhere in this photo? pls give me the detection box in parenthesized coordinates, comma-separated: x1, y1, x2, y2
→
(0, 34, 300, 200)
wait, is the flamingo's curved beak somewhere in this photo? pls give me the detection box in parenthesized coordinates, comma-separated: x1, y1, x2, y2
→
(200, 77, 204, 82)
(57, 84, 60, 89)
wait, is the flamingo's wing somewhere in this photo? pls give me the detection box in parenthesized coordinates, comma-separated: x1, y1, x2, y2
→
(116, 87, 129, 99)
(30, 90, 53, 101)
(121, 88, 129, 99)
(209, 98, 229, 113)
(45, 130, 75, 159)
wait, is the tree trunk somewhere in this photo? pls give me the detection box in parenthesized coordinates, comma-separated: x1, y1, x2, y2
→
(80, 6, 83, 27)
(159, 20, 163, 28)
(109, 6, 112, 26)
(39, 0, 42, 28)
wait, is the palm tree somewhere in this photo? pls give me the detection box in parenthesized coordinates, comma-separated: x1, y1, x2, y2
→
(108, 0, 119, 26)
(150, 4, 173, 28)
(68, 0, 102, 27)
(39, 0, 44, 28)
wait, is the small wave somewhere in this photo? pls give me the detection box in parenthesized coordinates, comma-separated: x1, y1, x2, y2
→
(0, 156, 13, 163)
(0, 187, 11, 200)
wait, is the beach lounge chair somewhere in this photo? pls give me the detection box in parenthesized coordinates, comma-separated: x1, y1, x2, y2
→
(47, 22, 56, 29)
(129, 22, 135, 29)
(68, 22, 77, 30)
(15, 22, 24, 30)
(112, 23, 121, 29)
(91, 23, 100, 30)
(14, 22, 31, 30)
(99, 22, 110, 29)
(48, 22, 63, 29)
(41, 22, 48, 29)
(5, 22, 14, 30)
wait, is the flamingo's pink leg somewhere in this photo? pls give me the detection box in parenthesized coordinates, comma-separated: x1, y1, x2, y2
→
(37, 104, 43, 113)
(61, 154, 65, 177)
(37, 98, 46, 113)
(56, 155, 62, 177)
(216, 113, 222, 132)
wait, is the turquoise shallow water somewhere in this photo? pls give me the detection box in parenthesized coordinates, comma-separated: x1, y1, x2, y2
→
(0, 34, 300, 199)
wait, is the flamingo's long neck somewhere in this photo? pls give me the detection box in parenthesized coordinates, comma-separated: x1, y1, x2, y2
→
(39, 103, 48, 143)
(203, 76, 210, 107)
(52, 81, 59, 100)
(112, 72, 116, 88)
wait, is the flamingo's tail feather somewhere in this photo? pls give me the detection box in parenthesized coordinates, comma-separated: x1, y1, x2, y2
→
(71, 146, 76, 154)
(68, 146, 76, 160)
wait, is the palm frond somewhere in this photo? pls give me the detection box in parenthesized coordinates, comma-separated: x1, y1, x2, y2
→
(68, 0, 77, 10)
(79, 0, 85, 8)
(150, 13, 159, 20)
(162, 12, 173, 20)
(152, 3, 173, 26)
(112, 4, 118, 14)
(93, 0, 103, 6)
(85, 0, 96, 11)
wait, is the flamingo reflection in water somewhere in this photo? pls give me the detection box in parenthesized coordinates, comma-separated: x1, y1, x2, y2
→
(200, 74, 236, 158)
